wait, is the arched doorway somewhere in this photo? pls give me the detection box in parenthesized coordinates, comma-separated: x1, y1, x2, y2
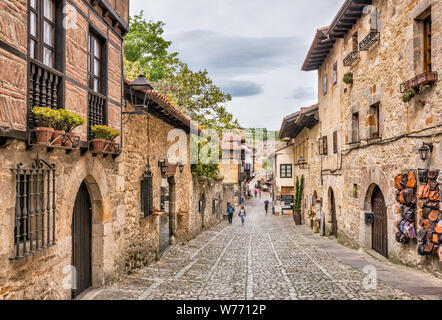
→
(329, 189, 337, 236)
(371, 186, 388, 258)
(72, 182, 92, 298)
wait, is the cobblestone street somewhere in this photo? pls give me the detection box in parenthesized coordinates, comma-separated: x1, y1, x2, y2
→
(82, 195, 440, 300)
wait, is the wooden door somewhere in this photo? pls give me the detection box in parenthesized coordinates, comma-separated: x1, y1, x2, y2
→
(372, 186, 388, 258)
(331, 190, 337, 236)
(72, 182, 92, 298)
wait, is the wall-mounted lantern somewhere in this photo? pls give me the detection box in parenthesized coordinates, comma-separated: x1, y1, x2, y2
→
(123, 75, 153, 124)
(178, 162, 185, 174)
(418, 142, 433, 162)
(158, 159, 168, 175)
(297, 156, 308, 169)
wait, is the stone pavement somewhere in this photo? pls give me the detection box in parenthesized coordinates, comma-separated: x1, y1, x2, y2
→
(82, 194, 442, 300)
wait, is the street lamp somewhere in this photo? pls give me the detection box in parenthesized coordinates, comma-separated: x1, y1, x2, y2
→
(297, 156, 307, 169)
(158, 159, 168, 175)
(178, 162, 185, 174)
(123, 75, 153, 123)
(418, 142, 433, 162)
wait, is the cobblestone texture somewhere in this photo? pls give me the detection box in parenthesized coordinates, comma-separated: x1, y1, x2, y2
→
(88, 195, 419, 300)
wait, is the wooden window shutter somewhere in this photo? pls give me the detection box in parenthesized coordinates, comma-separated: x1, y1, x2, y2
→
(141, 176, 153, 218)
(323, 136, 328, 155)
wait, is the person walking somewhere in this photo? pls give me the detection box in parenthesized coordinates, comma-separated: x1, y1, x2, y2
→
(254, 189, 258, 198)
(227, 203, 235, 224)
(264, 200, 270, 214)
(238, 206, 246, 225)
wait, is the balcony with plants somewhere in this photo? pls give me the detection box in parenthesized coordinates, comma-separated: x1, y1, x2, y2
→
(89, 125, 121, 157)
(29, 107, 85, 153)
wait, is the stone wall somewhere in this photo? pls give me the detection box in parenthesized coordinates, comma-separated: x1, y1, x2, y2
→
(310, 0, 442, 273)
(0, 141, 124, 300)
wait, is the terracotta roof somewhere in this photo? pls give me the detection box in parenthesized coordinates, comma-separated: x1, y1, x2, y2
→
(302, 0, 373, 71)
(279, 104, 319, 139)
(124, 79, 191, 130)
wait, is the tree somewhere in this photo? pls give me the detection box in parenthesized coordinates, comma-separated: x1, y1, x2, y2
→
(124, 12, 240, 132)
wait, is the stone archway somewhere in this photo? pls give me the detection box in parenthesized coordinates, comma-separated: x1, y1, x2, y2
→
(63, 157, 113, 292)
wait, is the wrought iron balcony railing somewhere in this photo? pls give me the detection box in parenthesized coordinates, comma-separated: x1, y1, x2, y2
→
(359, 31, 380, 51)
(400, 71, 438, 93)
(343, 51, 360, 67)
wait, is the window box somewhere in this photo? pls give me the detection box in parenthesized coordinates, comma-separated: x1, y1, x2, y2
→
(359, 31, 380, 51)
(343, 51, 360, 67)
(28, 129, 80, 153)
(89, 140, 121, 156)
(400, 71, 437, 93)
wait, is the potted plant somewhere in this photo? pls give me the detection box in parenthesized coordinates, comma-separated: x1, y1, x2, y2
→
(51, 110, 66, 146)
(343, 72, 353, 85)
(106, 128, 121, 153)
(32, 107, 57, 144)
(59, 109, 85, 148)
(91, 125, 111, 152)
(402, 88, 416, 103)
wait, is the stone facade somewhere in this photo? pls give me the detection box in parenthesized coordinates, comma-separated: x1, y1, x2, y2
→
(301, 0, 442, 275)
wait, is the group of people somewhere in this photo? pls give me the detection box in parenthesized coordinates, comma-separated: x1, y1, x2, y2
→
(226, 199, 273, 226)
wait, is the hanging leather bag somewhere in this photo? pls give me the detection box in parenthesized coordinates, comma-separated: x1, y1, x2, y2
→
(403, 188, 416, 205)
(426, 202, 440, 210)
(417, 229, 428, 242)
(394, 174, 404, 190)
(417, 184, 428, 199)
(424, 241, 434, 253)
(418, 242, 428, 256)
(429, 180, 439, 191)
(404, 206, 415, 222)
(397, 190, 405, 204)
(400, 174, 409, 189)
(407, 171, 417, 189)
(428, 190, 440, 202)
(429, 210, 439, 222)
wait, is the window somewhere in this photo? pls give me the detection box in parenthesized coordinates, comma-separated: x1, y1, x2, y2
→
(370, 103, 380, 138)
(352, 112, 359, 143)
(323, 75, 327, 94)
(333, 62, 337, 85)
(12, 159, 57, 259)
(333, 131, 338, 154)
(280, 164, 292, 179)
(319, 136, 328, 155)
(141, 174, 153, 218)
(88, 32, 105, 94)
(423, 15, 432, 72)
(29, 0, 57, 68)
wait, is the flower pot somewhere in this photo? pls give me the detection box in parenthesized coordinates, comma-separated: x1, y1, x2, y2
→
(51, 130, 65, 146)
(34, 127, 54, 145)
(293, 211, 302, 225)
(91, 139, 106, 152)
(63, 132, 76, 148)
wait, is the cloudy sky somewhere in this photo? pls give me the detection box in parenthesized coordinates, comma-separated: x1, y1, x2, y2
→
(130, 0, 344, 130)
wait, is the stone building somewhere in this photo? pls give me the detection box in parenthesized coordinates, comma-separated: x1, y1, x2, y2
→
(119, 81, 224, 274)
(302, 0, 441, 274)
(279, 104, 321, 223)
(0, 0, 129, 299)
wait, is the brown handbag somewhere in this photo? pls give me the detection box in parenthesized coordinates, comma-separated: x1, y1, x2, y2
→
(429, 190, 441, 202)
(429, 210, 439, 222)
(394, 174, 404, 190)
(402, 188, 416, 205)
(424, 241, 434, 253)
(428, 170, 439, 180)
(429, 180, 439, 191)
(407, 171, 417, 188)
(424, 219, 431, 230)
(417, 184, 428, 199)
(397, 190, 405, 204)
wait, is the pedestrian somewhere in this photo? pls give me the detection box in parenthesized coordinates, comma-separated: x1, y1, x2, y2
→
(254, 189, 258, 198)
(264, 200, 269, 214)
(227, 203, 235, 224)
(238, 205, 246, 225)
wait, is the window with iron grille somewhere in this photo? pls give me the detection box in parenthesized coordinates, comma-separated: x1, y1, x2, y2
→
(280, 164, 292, 179)
(141, 175, 153, 218)
(11, 158, 57, 259)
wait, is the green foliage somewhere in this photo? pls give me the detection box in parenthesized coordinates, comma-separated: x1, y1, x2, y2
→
(191, 163, 220, 180)
(343, 72, 353, 85)
(294, 175, 304, 214)
(124, 12, 180, 82)
(402, 88, 416, 102)
(58, 109, 86, 132)
(91, 125, 121, 141)
(32, 107, 58, 128)
(124, 12, 240, 132)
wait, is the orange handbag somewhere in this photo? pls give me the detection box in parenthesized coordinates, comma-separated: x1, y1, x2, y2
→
(406, 171, 417, 188)
(394, 174, 403, 190)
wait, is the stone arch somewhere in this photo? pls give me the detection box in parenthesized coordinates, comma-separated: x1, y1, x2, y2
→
(62, 157, 112, 289)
